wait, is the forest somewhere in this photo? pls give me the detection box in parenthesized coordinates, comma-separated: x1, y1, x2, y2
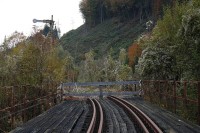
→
(79, 0, 175, 27)
(133, 0, 200, 80)
(0, 31, 77, 86)
(0, 0, 200, 86)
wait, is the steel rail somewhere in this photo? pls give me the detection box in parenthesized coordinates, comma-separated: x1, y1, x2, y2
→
(87, 98, 96, 133)
(93, 99, 104, 133)
(109, 96, 163, 133)
(87, 98, 104, 133)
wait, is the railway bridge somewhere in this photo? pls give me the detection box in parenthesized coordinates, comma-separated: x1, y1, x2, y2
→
(0, 80, 200, 133)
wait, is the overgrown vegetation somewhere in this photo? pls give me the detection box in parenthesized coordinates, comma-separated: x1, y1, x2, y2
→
(60, 18, 146, 63)
(129, 0, 200, 124)
(0, 31, 77, 86)
(134, 0, 200, 80)
(78, 48, 132, 82)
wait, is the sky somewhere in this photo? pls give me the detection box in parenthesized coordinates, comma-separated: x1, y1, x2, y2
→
(0, 0, 84, 43)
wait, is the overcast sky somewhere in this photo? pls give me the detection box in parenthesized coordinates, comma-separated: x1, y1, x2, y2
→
(0, 0, 84, 43)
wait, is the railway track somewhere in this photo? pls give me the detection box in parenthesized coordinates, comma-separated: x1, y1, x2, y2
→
(125, 97, 200, 133)
(87, 98, 104, 133)
(100, 98, 136, 133)
(10, 96, 200, 133)
(108, 96, 163, 133)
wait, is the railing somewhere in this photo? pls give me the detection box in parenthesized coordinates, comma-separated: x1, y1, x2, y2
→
(0, 83, 61, 132)
(61, 80, 141, 98)
(142, 80, 200, 125)
(62, 81, 140, 87)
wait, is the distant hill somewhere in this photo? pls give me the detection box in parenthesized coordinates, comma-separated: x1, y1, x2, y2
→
(59, 0, 175, 63)
(59, 18, 146, 63)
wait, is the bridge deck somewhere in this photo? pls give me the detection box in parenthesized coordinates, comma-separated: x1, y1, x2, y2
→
(10, 97, 200, 133)
(11, 100, 87, 133)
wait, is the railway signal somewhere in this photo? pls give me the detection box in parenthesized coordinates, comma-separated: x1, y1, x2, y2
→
(33, 15, 55, 38)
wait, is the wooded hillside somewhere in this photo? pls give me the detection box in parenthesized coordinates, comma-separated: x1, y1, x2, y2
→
(79, 0, 175, 27)
(60, 0, 176, 63)
(60, 18, 146, 63)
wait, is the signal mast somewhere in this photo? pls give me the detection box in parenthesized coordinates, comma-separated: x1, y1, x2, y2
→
(33, 15, 55, 38)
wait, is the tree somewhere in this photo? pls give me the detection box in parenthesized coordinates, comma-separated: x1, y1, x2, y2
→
(0, 32, 26, 85)
(16, 43, 42, 85)
(119, 48, 126, 65)
(135, 0, 200, 80)
(136, 44, 175, 80)
(176, 8, 200, 80)
(64, 54, 79, 82)
(152, 0, 162, 20)
(80, 0, 99, 27)
(4, 31, 26, 48)
(128, 43, 142, 67)
(43, 48, 67, 82)
(117, 64, 132, 81)
(0, 29, 71, 86)
(103, 54, 117, 81)
(2, 36, 8, 52)
(83, 50, 97, 81)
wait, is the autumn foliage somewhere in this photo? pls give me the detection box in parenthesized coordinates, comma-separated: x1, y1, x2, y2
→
(128, 43, 142, 67)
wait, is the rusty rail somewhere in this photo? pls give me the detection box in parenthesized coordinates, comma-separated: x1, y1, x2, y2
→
(87, 98, 104, 133)
(108, 96, 163, 133)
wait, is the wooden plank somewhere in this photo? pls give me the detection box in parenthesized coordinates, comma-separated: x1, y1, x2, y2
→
(11, 101, 79, 133)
